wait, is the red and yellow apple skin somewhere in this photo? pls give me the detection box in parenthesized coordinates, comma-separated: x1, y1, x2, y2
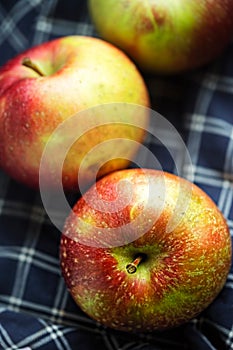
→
(89, 0, 233, 74)
(60, 169, 232, 332)
(0, 36, 150, 191)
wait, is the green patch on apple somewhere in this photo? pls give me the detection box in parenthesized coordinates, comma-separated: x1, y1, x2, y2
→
(89, 0, 233, 74)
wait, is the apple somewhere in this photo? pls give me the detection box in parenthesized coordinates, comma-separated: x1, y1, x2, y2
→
(0, 35, 150, 191)
(88, 0, 233, 74)
(60, 168, 232, 332)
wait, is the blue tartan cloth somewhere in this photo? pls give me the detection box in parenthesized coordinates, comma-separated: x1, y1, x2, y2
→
(0, 1, 233, 349)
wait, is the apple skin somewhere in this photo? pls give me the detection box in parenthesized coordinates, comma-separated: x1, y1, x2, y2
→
(88, 0, 233, 74)
(0, 36, 150, 191)
(60, 168, 232, 332)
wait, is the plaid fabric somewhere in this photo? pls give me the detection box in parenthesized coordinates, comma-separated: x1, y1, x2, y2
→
(0, 1, 233, 349)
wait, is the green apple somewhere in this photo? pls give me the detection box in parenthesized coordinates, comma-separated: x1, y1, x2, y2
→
(0, 36, 150, 191)
(89, 0, 233, 74)
(60, 168, 231, 332)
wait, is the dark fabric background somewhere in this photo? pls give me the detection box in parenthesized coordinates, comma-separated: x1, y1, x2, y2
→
(0, 1, 233, 349)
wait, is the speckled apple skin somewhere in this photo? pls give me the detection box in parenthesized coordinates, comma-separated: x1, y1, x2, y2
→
(60, 169, 232, 332)
(89, 0, 233, 74)
(0, 36, 150, 190)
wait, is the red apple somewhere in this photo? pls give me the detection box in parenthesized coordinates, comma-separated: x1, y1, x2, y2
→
(60, 168, 232, 332)
(0, 36, 150, 191)
(88, 0, 233, 74)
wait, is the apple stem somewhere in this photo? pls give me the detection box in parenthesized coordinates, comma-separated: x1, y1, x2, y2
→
(22, 57, 45, 77)
(126, 254, 144, 274)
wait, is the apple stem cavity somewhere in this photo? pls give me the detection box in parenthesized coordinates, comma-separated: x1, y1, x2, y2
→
(126, 254, 146, 274)
(22, 57, 45, 77)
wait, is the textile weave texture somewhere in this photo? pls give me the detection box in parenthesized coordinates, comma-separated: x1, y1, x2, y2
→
(0, 1, 233, 349)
